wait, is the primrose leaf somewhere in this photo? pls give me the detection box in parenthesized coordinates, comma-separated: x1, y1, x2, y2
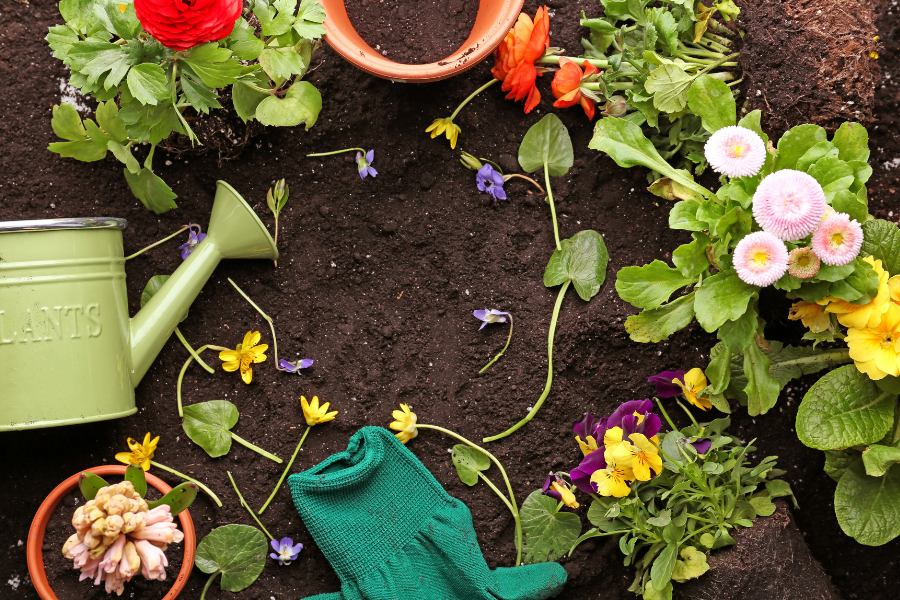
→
(255, 81, 322, 128)
(148, 482, 198, 516)
(543, 230, 609, 301)
(520, 490, 582, 564)
(625, 292, 695, 343)
(672, 232, 711, 278)
(825, 449, 858, 482)
(518, 114, 574, 176)
(693, 271, 754, 332)
(832, 121, 870, 163)
(195, 524, 267, 591)
(124, 464, 147, 497)
(861, 220, 900, 276)
(616, 260, 695, 310)
(141, 275, 189, 322)
(451, 445, 490, 486)
(671, 546, 709, 582)
(796, 365, 896, 450)
(686, 75, 736, 133)
(182, 400, 240, 457)
(773, 124, 828, 171)
(862, 445, 900, 478)
(834, 459, 900, 546)
(293, 0, 327, 38)
(124, 167, 178, 214)
(182, 43, 243, 88)
(79, 472, 110, 500)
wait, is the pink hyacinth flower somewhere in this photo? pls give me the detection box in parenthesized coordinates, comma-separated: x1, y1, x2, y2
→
(145, 505, 173, 526)
(734, 231, 789, 287)
(752, 170, 827, 241)
(811, 212, 863, 266)
(134, 539, 168, 581)
(704, 125, 766, 177)
(100, 534, 127, 574)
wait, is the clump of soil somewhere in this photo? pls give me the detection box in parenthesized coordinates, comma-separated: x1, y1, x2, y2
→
(739, 0, 884, 136)
(344, 0, 479, 64)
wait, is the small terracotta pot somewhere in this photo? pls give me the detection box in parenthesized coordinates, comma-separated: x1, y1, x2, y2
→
(319, 0, 525, 82)
(27, 465, 196, 600)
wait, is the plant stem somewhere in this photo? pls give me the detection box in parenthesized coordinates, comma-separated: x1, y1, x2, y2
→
(544, 161, 562, 252)
(479, 315, 513, 374)
(449, 78, 499, 120)
(230, 432, 283, 463)
(176, 344, 216, 417)
(696, 36, 730, 54)
(259, 426, 311, 514)
(200, 571, 221, 600)
(417, 423, 522, 566)
(703, 31, 734, 47)
(502, 173, 546, 195)
(227, 278, 282, 369)
(174, 330, 215, 374)
(698, 52, 740, 75)
(484, 280, 570, 442)
(708, 19, 734, 36)
(124, 225, 189, 260)
(307, 147, 365, 157)
(537, 55, 609, 69)
(272, 213, 280, 268)
(727, 78, 743, 87)
(675, 400, 701, 430)
(477, 471, 515, 513)
(150, 460, 222, 507)
(227, 471, 274, 540)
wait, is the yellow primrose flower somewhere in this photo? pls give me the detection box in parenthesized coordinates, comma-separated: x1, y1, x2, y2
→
(846, 303, 900, 380)
(788, 301, 832, 333)
(610, 434, 664, 481)
(426, 117, 461, 149)
(673, 368, 712, 411)
(590, 453, 635, 498)
(825, 257, 890, 330)
(889, 276, 900, 306)
(390, 403, 418, 444)
(576, 435, 600, 457)
(114, 433, 159, 471)
(219, 331, 268, 384)
(301, 396, 338, 426)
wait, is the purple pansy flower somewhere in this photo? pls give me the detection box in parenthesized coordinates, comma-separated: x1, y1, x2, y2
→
(648, 370, 688, 398)
(573, 412, 607, 442)
(607, 399, 661, 439)
(476, 164, 507, 201)
(280, 358, 314, 374)
(570, 450, 607, 495)
(178, 223, 207, 260)
(356, 149, 378, 179)
(473, 309, 510, 331)
(270, 537, 303, 565)
(690, 438, 712, 454)
(541, 472, 565, 501)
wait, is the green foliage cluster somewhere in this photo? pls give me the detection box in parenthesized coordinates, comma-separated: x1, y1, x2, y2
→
(80, 465, 198, 515)
(46, 0, 325, 213)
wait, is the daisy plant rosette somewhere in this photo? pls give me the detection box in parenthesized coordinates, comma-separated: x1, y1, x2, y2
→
(46, 0, 327, 213)
(594, 71, 900, 546)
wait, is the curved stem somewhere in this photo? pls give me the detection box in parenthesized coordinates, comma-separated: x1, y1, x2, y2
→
(416, 423, 522, 566)
(654, 397, 678, 432)
(176, 344, 210, 417)
(503, 173, 545, 195)
(675, 399, 701, 430)
(484, 280, 570, 443)
(544, 162, 561, 252)
(449, 79, 499, 120)
(727, 78, 744, 87)
(124, 226, 189, 260)
(307, 147, 365, 157)
(227, 278, 281, 369)
(477, 471, 514, 513)
(200, 570, 221, 600)
(174, 330, 215, 374)
(479, 315, 513, 374)
(227, 471, 274, 540)
(150, 460, 222, 507)
(537, 55, 609, 69)
(259, 426, 311, 514)
(230, 432, 283, 463)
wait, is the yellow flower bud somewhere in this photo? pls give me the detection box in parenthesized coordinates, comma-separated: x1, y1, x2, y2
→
(104, 514, 125, 537)
(83, 531, 101, 550)
(91, 517, 107, 537)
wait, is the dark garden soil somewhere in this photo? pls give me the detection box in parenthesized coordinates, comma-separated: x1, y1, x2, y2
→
(2, 0, 900, 599)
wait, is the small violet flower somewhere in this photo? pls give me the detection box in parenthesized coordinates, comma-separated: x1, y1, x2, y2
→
(178, 223, 206, 260)
(473, 308, 510, 331)
(476, 164, 507, 201)
(356, 150, 378, 179)
(270, 537, 303, 565)
(280, 358, 314, 374)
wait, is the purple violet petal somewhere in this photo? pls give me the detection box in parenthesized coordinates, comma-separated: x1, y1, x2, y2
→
(473, 309, 487, 321)
(367, 166, 378, 178)
(270, 552, 280, 560)
(494, 186, 507, 201)
(280, 537, 293, 548)
(298, 358, 314, 369)
(541, 473, 562, 501)
(649, 371, 687, 398)
(366, 149, 374, 162)
(642, 413, 662, 440)
(279, 359, 298, 372)
(607, 399, 653, 429)
(479, 321, 488, 331)
(573, 413, 596, 439)
(271, 539, 280, 552)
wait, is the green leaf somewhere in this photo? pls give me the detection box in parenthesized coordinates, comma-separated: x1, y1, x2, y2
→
(862, 444, 900, 477)
(182, 400, 240, 457)
(796, 365, 896, 450)
(650, 543, 678, 590)
(616, 260, 695, 310)
(832, 189, 867, 223)
(79, 472, 109, 500)
(518, 114, 574, 176)
(807, 157, 855, 202)
(47, 24, 80, 60)
(672, 232, 711, 277)
(717, 304, 758, 353)
(743, 342, 781, 416)
(124, 167, 178, 214)
(60, 0, 100, 33)
(773, 124, 828, 171)
(195, 524, 267, 591)
(861, 220, 900, 276)
(108, 141, 140, 174)
(96, 100, 128, 143)
(124, 463, 147, 497)
(255, 81, 321, 128)
(141, 275, 189, 322)
(748, 495, 776, 516)
(543, 230, 609, 301)
(520, 490, 582, 563)
(671, 546, 709, 582)
(232, 80, 271, 123)
(49, 139, 109, 162)
(694, 271, 754, 332)
(451, 445, 490, 486)
(51, 102, 89, 141)
(625, 293, 695, 343)
(705, 342, 731, 395)
(48, 104, 109, 162)
(78, 44, 139, 88)
(832, 122, 870, 163)
(95, 0, 141, 39)
(646, 509, 671, 528)
(260, 47, 307, 79)
(796, 141, 839, 172)
(183, 43, 243, 88)
(824, 449, 859, 482)
(293, 0, 327, 38)
(645, 64, 695, 113)
(766, 479, 798, 508)
(227, 18, 265, 60)
(181, 68, 222, 114)
(647, 7, 677, 54)
(257, 0, 297, 36)
(835, 459, 900, 546)
(148, 482, 198, 516)
(686, 75, 736, 133)
(643, 580, 673, 600)
(669, 201, 706, 231)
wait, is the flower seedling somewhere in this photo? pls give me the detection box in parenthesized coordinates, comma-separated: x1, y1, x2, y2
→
(307, 147, 378, 179)
(195, 524, 267, 600)
(473, 309, 514, 373)
(266, 179, 289, 266)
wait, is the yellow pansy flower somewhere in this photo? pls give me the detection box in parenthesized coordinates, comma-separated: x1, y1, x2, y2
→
(576, 435, 600, 457)
(114, 433, 159, 471)
(846, 303, 900, 380)
(590, 452, 635, 498)
(788, 301, 832, 333)
(219, 331, 268, 384)
(425, 117, 461, 149)
(390, 403, 418, 444)
(611, 433, 664, 481)
(673, 368, 712, 411)
(301, 396, 338, 426)
(825, 257, 891, 330)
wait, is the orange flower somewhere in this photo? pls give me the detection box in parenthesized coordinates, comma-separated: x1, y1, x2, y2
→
(551, 58, 601, 119)
(491, 6, 550, 114)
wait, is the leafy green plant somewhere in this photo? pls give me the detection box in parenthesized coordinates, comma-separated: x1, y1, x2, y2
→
(266, 178, 289, 266)
(47, 0, 325, 213)
(182, 399, 282, 463)
(195, 524, 268, 599)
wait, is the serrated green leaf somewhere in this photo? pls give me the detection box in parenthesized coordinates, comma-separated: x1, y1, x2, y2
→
(124, 167, 178, 213)
(671, 546, 709, 582)
(46, 24, 80, 60)
(60, 0, 99, 33)
(95, 100, 128, 143)
(773, 124, 827, 171)
(51, 103, 89, 141)
(518, 114, 574, 176)
(625, 292, 695, 343)
(183, 43, 243, 88)
(686, 75, 735, 133)
(645, 64, 694, 113)
(616, 260, 695, 310)
(48, 139, 109, 161)
(108, 140, 140, 174)
(260, 47, 307, 79)
(672, 232, 711, 277)
(451, 445, 491, 486)
(861, 220, 900, 276)
(543, 230, 609, 301)
(293, 0, 327, 38)
(181, 68, 222, 114)
(694, 271, 754, 332)
(835, 459, 900, 546)
(520, 490, 582, 563)
(125, 63, 169, 106)
(182, 400, 239, 457)
(832, 121, 870, 163)
(227, 18, 265, 60)
(255, 80, 322, 128)
(195, 524, 267, 591)
(94, 0, 141, 39)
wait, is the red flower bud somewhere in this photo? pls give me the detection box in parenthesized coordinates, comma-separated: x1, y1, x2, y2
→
(134, 0, 242, 51)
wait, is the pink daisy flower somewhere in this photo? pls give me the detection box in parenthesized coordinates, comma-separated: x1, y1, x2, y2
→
(704, 125, 767, 177)
(752, 170, 827, 241)
(811, 212, 863, 266)
(788, 247, 820, 279)
(733, 231, 789, 287)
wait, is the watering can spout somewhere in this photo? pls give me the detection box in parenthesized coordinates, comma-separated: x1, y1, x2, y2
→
(129, 181, 278, 385)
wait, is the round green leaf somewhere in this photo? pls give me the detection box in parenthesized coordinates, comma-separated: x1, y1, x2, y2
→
(543, 230, 609, 301)
(693, 271, 754, 333)
(835, 459, 900, 546)
(451, 445, 490, 487)
(520, 490, 582, 564)
(195, 524, 267, 592)
(182, 400, 239, 457)
(255, 81, 322, 129)
(517, 113, 573, 176)
(687, 74, 736, 133)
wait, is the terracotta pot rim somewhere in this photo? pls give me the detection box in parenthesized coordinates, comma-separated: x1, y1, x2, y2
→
(27, 465, 196, 600)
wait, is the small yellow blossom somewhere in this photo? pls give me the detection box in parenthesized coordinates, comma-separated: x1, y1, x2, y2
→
(576, 435, 600, 457)
(390, 403, 418, 444)
(889, 275, 900, 305)
(552, 481, 580, 509)
(118, 3, 128, 12)
(674, 368, 712, 411)
(426, 118, 461, 149)
(825, 257, 891, 330)
(301, 396, 338, 426)
(871, 51, 880, 59)
(219, 331, 268, 384)
(846, 303, 900, 380)
(114, 433, 159, 471)
(590, 451, 635, 498)
(789, 301, 832, 333)
(611, 433, 664, 481)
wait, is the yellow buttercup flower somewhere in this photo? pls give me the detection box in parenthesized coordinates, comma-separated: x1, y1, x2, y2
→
(674, 368, 712, 411)
(788, 301, 832, 333)
(576, 435, 600, 457)
(611, 433, 663, 481)
(301, 396, 338, 426)
(590, 452, 635, 498)
(846, 303, 900, 380)
(390, 403, 418, 444)
(114, 433, 159, 471)
(426, 118, 461, 149)
(219, 331, 268, 384)
(825, 257, 890, 330)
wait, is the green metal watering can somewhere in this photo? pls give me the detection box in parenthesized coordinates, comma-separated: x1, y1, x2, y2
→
(0, 181, 278, 431)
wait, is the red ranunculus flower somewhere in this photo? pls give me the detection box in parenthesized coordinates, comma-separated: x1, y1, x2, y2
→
(491, 6, 550, 114)
(551, 58, 600, 120)
(135, 0, 242, 51)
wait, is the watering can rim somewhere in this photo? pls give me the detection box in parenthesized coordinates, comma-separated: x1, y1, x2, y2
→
(0, 217, 128, 234)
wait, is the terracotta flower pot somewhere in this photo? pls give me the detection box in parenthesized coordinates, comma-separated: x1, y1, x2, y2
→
(27, 465, 196, 600)
(319, 0, 525, 82)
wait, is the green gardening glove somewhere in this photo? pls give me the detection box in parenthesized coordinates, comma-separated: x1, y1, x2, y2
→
(288, 426, 567, 600)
